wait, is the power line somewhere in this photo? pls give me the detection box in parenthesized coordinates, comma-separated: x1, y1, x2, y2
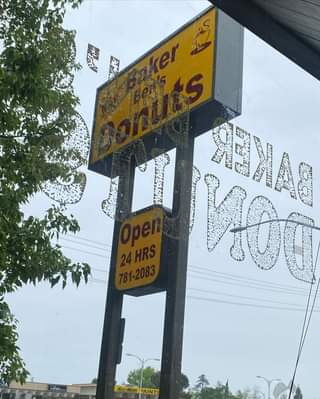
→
(189, 269, 307, 296)
(299, 276, 320, 350)
(187, 287, 319, 310)
(189, 264, 308, 293)
(89, 263, 310, 298)
(287, 240, 320, 399)
(91, 267, 108, 273)
(60, 236, 112, 252)
(59, 238, 318, 312)
(89, 277, 316, 312)
(189, 272, 309, 297)
(65, 233, 112, 249)
(59, 241, 313, 297)
(58, 236, 312, 295)
(186, 295, 320, 313)
(89, 277, 318, 313)
(60, 244, 108, 259)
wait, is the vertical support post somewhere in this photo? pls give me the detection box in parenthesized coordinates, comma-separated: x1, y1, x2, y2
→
(159, 133, 195, 399)
(96, 152, 136, 399)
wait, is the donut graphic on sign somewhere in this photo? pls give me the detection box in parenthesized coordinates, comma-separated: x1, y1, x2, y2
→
(191, 17, 212, 55)
(98, 122, 114, 155)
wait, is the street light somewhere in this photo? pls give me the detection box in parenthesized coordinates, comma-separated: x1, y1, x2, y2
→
(230, 219, 320, 234)
(126, 353, 160, 399)
(230, 218, 319, 283)
(256, 376, 281, 399)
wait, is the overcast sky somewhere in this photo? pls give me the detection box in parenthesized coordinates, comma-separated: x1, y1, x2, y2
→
(7, 1, 320, 398)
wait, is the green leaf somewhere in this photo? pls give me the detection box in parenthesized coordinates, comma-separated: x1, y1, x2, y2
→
(0, 0, 89, 384)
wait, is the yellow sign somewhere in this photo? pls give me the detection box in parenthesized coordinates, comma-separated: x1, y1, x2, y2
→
(90, 7, 216, 163)
(114, 385, 159, 395)
(115, 207, 164, 291)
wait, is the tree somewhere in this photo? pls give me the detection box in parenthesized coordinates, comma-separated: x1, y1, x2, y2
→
(0, 0, 90, 384)
(127, 367, 158, 388)
(235, 388, 252, 399)
(198, 383, 230, 399)
(180, 373, 190, 392)
(150, 370, 189, 392)
(225, 381, 230, 397)
(293, 387, 302, 399)
(195, 375, 210, 391)
(199, 387, 218, 399)
(191, 380, 239, 399)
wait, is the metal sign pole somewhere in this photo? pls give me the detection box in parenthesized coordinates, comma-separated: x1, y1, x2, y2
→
(96, 152, 136, 399)
(159, 132, 195, 399)
(91, 10, 243, 399)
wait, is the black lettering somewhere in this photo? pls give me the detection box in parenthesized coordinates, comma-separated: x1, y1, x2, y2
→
(142, 221, 151, 237)
(120, 254, 126, 267)
(143, 246, 149, 260)
(135, 268, 140, 279)
(149, 244, 156, 258)
(151, 217, 161, 234)
(135, 248, 143, 262)
(131, 225, 140, 247)
(121, 224, 131, 244)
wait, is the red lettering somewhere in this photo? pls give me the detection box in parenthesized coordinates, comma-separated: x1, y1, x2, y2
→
(133, 89, 140, 104)
(133, 107, 149, 136)
(127, 70, 136, 91)
(116, 119, 131, 144)
(139, 66, 148, 82)
(171, 44, 179, 62)
(161, 94, 169, 120)
(171, 78, 184, 112)
(159, 51, 170, 69)
(149, 56, 159, 75)
(186, 73, 203, 104)
(152, 100, 161, 124)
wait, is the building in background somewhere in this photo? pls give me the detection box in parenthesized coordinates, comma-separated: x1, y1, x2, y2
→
(0, 383, 159, 399)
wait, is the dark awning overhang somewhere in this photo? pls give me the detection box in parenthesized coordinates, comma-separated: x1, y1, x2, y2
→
(209, 0, 320, 81)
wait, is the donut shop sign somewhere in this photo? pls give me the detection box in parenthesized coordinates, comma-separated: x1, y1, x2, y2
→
(89, 7, 243, 176)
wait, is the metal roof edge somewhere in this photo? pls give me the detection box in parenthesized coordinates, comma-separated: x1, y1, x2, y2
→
(209, 0, 320, 82)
